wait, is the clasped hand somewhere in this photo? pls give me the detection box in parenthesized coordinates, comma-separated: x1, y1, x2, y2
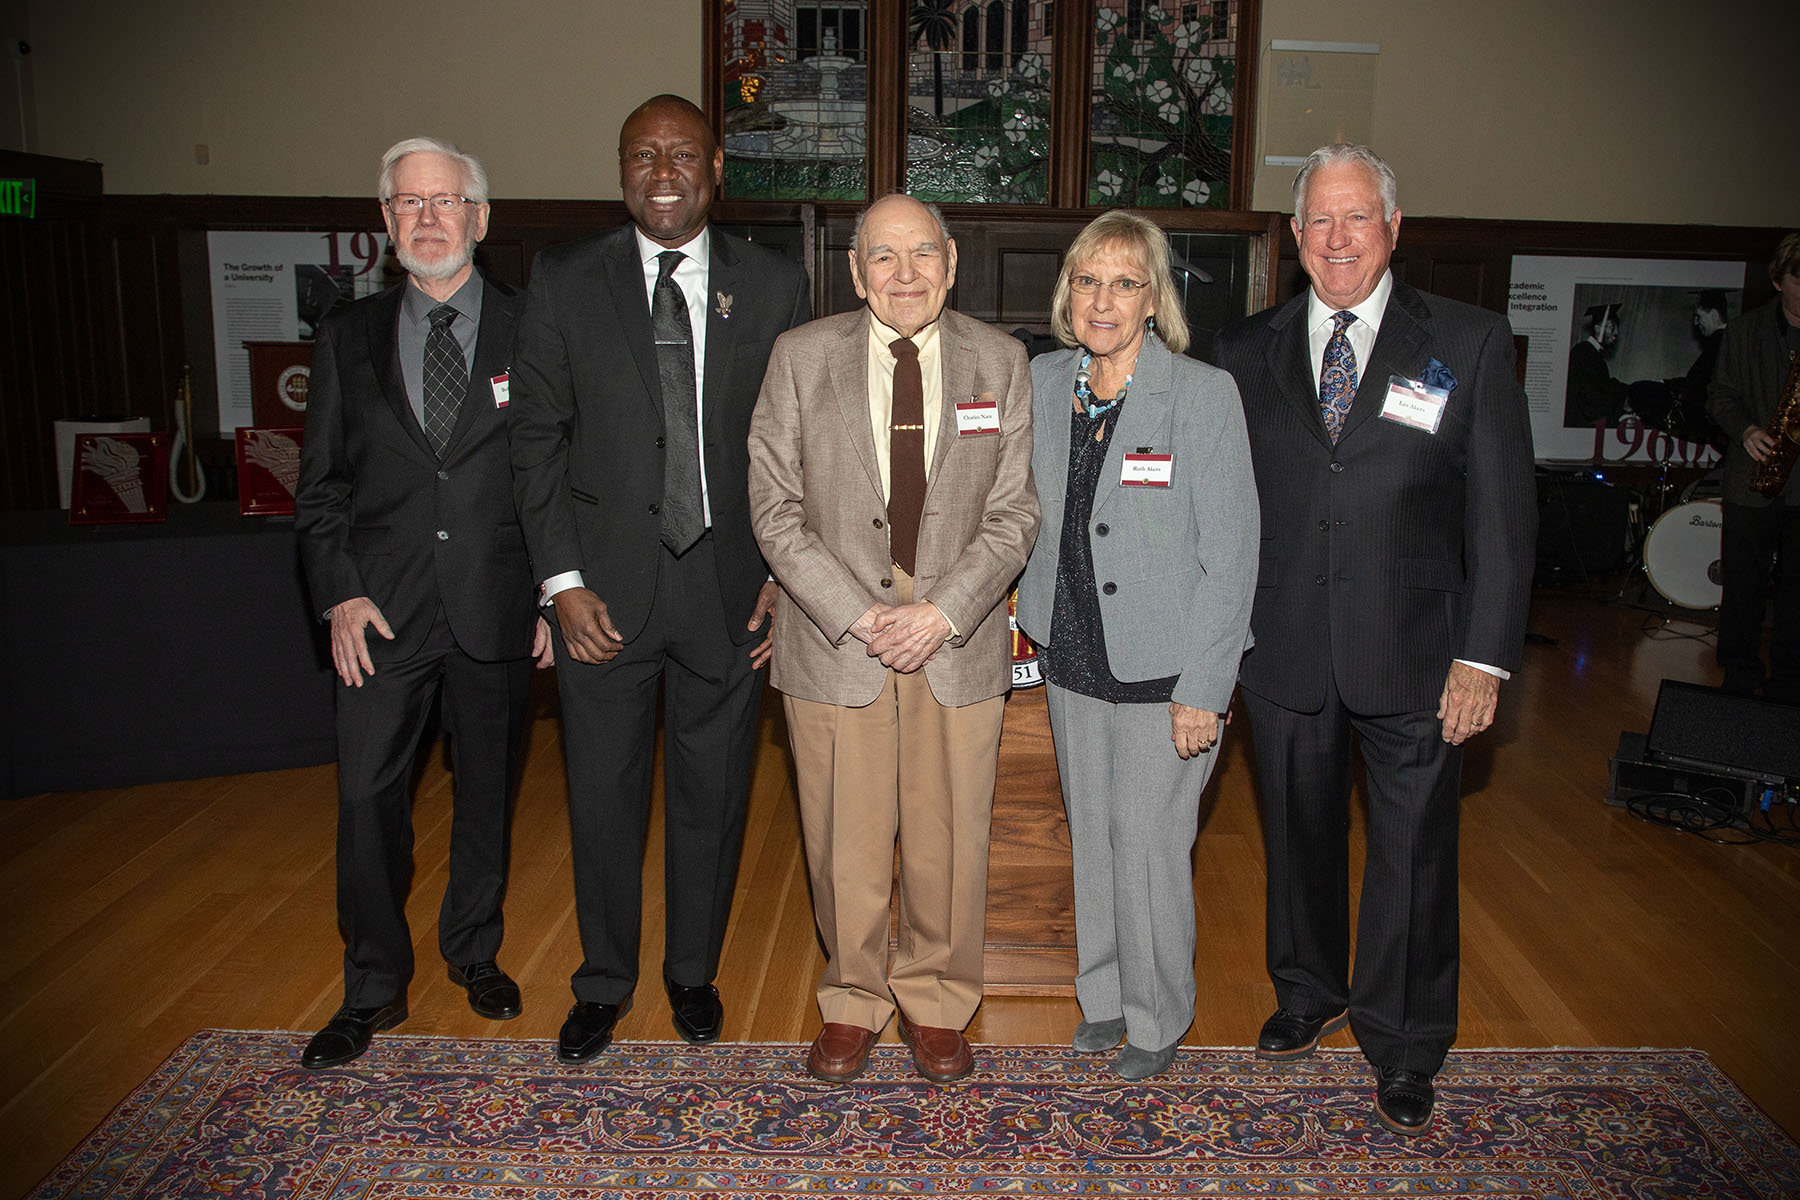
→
(852, 601, 951, 673)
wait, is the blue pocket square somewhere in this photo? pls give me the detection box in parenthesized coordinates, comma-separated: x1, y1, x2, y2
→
(1422, 358, 1457, 393)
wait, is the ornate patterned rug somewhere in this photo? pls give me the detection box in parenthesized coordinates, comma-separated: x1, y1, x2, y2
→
(28, 1032, 1800, 1198)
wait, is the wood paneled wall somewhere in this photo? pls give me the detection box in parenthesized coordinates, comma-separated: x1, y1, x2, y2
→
(1, 173, 1787, 514)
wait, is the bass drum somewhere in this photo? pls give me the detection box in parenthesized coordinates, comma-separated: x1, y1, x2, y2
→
(1644, 499, 1724, 609)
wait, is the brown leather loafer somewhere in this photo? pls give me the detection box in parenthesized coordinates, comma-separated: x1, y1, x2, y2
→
(806, 1022, 875, 1083)
(896, 1011, 974, 1082)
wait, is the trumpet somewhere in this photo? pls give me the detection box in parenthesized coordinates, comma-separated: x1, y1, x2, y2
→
(1750, 350, 1800, 496)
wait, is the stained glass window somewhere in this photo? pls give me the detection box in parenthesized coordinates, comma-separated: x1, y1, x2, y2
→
(906, 1, 1054, 204)
(721, 1, 870, 200)
(1088, 0, 1236, 208)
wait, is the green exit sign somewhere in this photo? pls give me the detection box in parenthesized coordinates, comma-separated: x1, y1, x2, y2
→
(1, 178, 37, 218)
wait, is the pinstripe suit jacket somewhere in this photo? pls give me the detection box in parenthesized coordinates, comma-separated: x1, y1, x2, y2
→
(1213, 279, 1537, 716)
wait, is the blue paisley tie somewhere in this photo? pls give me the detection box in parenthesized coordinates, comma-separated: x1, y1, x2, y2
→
(1319, 310, 1358, 443)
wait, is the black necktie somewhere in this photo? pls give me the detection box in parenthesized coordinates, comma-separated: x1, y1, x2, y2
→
(888, 336, 926, 575)
(654, 251, 703, 554)
(422, 304, 465, 457)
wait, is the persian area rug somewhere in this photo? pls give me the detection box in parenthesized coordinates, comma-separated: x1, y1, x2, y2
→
(28, 1032, 1800, 1198)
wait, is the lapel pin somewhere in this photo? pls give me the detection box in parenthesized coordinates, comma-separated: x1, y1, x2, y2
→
(715, 292, 733, 321)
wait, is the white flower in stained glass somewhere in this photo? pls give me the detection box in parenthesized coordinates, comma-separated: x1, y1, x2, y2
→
(1182, 178, 1212, 205)
(1157, 174, 1178, 196)
(1111, 60, 1139, 83)
(975, 145, 1000, 167)
(1158, 100, 1183, 123)
(1095, 8, 1122, 33)
(1004, 112, 1042, 143)
(1173, 20, 1205, 51)
(1146, 79, 1173, 102)
(1184, 56, 1217, 88)
(1096, 169, 1124, 197)
(1017, 52, 1046, 82)
(1203, 86, 1231, 114)
(988, 78, 1007, 98)
(1146, 6, 1170, 24)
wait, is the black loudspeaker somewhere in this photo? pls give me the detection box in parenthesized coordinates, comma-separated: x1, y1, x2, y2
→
(1646, 679, 1800, 784)
(1536, 472, 1632, 583)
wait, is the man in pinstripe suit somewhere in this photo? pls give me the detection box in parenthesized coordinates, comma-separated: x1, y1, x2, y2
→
(1213, 145, 1536, 1135)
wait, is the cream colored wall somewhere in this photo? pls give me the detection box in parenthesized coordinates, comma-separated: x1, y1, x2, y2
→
(18, 0, 1794, 227)
(23, 0, 700, 199)
(1251, 0, 1796, 226)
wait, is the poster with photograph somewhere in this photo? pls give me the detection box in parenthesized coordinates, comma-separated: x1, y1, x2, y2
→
(1508, 255, 1745, 466)
(207, 231, 394, 432)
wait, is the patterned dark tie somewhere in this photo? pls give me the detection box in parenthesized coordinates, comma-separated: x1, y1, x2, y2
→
(888, 336, 926, 576)
(653, 250, 704, 554)
(1319, 309, 1358, 443)
(421, 304, 465, 457)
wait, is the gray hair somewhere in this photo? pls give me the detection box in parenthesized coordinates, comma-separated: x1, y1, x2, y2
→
(1049, 210, 1190, 355)
(378, 136, 490, 205)
(851, 193, 953, 256)
(1291, 143, 1397, 222)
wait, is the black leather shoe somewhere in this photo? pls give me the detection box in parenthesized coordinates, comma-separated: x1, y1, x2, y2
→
(449, 960, 522, 1020)
(1255, 1007, 1349, 1060)
(557, 999, 628, 1064)
(665, 976, 723, 1045)
(1374, 1065, 1435, 1135)
(301, 999, 407, 1069)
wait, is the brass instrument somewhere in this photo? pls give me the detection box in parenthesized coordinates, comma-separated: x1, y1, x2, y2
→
(1750, 349, 1800, 496)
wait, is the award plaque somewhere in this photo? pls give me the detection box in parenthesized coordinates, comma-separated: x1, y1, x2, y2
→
(246, 340, 315, 426)
(69, 432, 170, 524)
(235, 426, 305, 517)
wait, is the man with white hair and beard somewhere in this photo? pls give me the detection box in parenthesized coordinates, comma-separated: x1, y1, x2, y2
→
(296, 137, 552, 1068)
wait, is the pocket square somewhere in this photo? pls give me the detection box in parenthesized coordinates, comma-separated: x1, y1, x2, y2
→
(1422, 358, 1457, 393)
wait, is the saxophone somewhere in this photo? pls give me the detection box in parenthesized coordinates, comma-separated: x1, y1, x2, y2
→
(1750, 350, 1800, 496)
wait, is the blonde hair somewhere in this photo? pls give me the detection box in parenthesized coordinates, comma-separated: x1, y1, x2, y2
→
(1048, 210, 1190, 355)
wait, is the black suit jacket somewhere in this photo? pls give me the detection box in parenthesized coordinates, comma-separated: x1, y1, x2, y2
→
(1708, 297, 1798, 507)
(296, 272, 537, 663)
(1214, 280, 1537, 716)
(508, 224, 812, 643)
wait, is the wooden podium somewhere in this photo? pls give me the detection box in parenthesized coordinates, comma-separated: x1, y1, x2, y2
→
(980, 685, 1077, 994)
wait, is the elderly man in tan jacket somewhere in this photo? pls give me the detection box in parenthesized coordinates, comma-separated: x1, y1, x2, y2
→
(748, 193, 1038, 1085)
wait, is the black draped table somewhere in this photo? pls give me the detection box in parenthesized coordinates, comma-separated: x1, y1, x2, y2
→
(1, 503, 337, 797)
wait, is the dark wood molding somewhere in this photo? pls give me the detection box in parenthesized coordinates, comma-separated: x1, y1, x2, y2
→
(1229, 0, 1261, 211)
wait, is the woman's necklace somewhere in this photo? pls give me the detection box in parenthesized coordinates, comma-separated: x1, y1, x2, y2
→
(1074, 352, 1132, 418)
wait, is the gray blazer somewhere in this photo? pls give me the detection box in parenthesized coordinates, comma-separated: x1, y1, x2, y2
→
(1015, 335, 1259, 713)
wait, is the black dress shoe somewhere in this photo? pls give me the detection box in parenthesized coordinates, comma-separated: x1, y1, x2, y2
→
(449, 960, 522, 1020)
(1255, 1007, 1349, 1060)
(301, 999, 407, 1069)
(665, 976, 723, 1044)
(557, 999, 627, 1064)
(1374, 1065, 1435, 1135)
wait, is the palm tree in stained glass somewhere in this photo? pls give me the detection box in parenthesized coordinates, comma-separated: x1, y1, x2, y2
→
(911, 0, 959, 118)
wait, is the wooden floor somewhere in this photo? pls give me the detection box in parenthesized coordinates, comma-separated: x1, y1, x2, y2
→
(3, 585, 1797, 1196)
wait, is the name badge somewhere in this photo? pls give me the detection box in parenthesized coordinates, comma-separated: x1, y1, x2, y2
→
(955, 398, 1000, 435)
(1379, 374, 1448, 433)
(1121, 452, 1174, 487)
(490, 373, 511, 408)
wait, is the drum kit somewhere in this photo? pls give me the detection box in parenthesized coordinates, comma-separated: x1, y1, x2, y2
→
(1619, 393, 1727, 611)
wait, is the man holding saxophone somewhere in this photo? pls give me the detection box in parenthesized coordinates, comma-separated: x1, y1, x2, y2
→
(1708, 232, 1800, 703)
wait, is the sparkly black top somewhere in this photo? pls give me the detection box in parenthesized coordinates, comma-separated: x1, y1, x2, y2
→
(1041, 399, 1179, 703)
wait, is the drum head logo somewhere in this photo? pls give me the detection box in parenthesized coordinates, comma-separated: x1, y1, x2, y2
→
(278, 365, 310, 412)
(1008, 590, 1042, 688)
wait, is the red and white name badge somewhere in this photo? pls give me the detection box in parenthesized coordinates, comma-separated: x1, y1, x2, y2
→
(490, 373, 510, 408)
(1120, 452, 1174, 486)
(955, 398, 1000, 435)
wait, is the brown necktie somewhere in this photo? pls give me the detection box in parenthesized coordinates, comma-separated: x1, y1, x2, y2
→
(888, 336, 925, 575)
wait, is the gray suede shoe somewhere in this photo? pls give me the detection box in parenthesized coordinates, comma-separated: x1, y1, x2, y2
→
(1114, 1040, 1179, 1080)
(1072, 1017, 1127, 1053)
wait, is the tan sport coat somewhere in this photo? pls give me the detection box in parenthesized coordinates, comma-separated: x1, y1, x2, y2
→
(748, 307, 1039, 708)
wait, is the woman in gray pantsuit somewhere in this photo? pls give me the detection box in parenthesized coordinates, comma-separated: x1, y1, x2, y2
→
(1015, 211, 1259, 1080)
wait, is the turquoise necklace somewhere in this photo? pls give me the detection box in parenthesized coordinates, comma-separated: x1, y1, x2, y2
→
(1074, 352, 1132, 418)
